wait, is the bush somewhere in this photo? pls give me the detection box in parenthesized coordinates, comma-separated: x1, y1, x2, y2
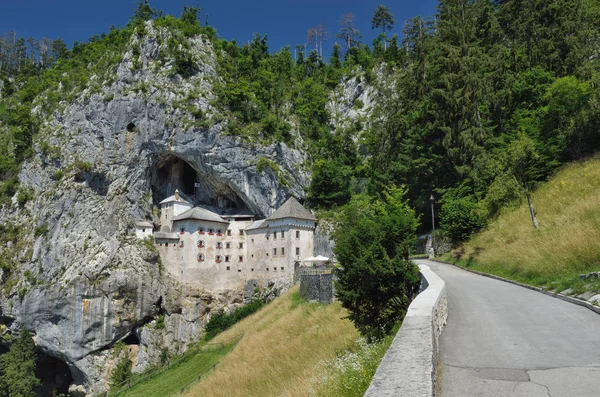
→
(440, 198, 485, 246)
(16, 188, 33, 207)
(204, 299, 263, 340)
(34, 224, 48, 237)
(110, 355, 133, 387)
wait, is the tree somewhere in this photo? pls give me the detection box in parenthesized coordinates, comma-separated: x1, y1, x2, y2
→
(131, 0, 158, 24)
(336, 13, 363, 50)
(0, 329, 41, 397)
(372, 5, 395, 49)
(333, 187, 421, 340)
(440, 197, 484, 246)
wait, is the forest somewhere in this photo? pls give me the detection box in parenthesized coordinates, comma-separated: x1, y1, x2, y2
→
(0, 0, 599, 242)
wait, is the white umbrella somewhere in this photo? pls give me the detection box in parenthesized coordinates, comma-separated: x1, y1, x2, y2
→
(301, 255, 330, 264)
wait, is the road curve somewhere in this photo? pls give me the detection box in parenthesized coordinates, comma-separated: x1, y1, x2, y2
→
(415, 259, 600, 397)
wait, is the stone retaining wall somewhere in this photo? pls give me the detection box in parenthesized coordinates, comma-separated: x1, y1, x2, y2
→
(364, 264, 447, 397)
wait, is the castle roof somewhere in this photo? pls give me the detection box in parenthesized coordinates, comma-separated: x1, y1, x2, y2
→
(154, 232, 180, 240)
(266, 197, 316, 222)
(136, 221, 154, 228)
(246, 219, 268, 231)
(172, 207, 229, 224)
(159, 190, 192, 205)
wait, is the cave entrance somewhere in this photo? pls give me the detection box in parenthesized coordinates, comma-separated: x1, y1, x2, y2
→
(35, 353, 73, 397)
(150, 155, 251, 213)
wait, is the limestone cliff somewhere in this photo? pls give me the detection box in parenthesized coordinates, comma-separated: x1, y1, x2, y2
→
(0, 21, 309, 395)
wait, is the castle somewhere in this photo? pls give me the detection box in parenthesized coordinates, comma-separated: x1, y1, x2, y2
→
(137, 190, 317, 290)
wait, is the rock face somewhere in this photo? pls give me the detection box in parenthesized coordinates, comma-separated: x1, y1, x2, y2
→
(0, 21, 307, 395)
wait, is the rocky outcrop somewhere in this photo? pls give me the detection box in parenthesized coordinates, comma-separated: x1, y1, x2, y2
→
(0, 21, 307, 395)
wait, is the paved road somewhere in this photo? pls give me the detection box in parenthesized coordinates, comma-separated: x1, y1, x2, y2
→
(415, 259, 600, 397)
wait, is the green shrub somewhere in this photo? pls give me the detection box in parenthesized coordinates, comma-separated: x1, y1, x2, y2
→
(34, 224, 48, 237)
(74, 159, 93, 172)
(440, 198, 485, 246)
(16, 188, 34, 207)
(51, 169, 64, 181)
(155, 314, 165, 329)
(110, 355, 133, 387)
(204, 299, 264, 340)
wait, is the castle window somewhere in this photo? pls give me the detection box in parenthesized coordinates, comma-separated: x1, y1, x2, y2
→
(216, 255, 222, 263)
(296, 247, 300, 256)
(238, 269, 241, 272)
(197, 254, 205, 262)
(217, 229, 223, 236)
(296, 230, 300, 239)
(216, 242, 223, 249)
(179, 227, 185, 234)
(225, 255, 230, 262)
(179, 241, 184, 248)
(266, 252, 269, 257)
(239, 230, 244, 235)
(273, 248, 277, 256)
(208, 228, 214, 235)
(281, 231, 285, 239)
(266, 268, 269, 271)
(273, 232, 277, 239)
(226, 266, 230, 271)
(239, 256, 243, 262)
(252, 238, 254, 243)
(225, 242, 231, 249)
(238, 243, 244, 249)
(227, 230, 232, 236)
(198, 227, 205, 234)
(281, 247, 285, 256)
(281, 267, 284, 271)
(251, 268, 254, 272)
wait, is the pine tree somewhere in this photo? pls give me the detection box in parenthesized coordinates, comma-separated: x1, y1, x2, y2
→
(371, 5, 395, 49)
(0, 329, 41, 397)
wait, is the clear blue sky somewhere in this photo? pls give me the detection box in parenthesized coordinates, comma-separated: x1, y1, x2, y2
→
(1, 0, 439, 55)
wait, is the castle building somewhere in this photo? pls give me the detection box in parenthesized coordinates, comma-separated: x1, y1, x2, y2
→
(148, 192, 316, 290)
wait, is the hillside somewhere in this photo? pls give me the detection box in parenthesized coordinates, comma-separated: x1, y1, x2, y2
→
(446, 155, 600, 293)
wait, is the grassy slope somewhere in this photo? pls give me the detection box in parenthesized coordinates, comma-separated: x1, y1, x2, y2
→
(117, 343, 236, 397)
(184, 285, 360, 397)
(446, 155, 600, 292)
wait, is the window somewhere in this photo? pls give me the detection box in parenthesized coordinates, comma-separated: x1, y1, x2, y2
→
(281, 267, 284, 271)
(225, 242, 231, 249)
(216, 242, 222, 249)
(273, 248, 277, 256)
(197, 254, 205, 262)
(273, 267, 277, 271)
(266, 268, 269, 271)
(281, 247, 285, 256)
(208, 228, 214, 235)
(296, 247, 300, 256)
(281, 231, 285, 239)
(251, 238, 254, 243)
(239, 229, 245, 235)
(216, 255, 222, 263)
(239, 256, 243, 262)
(239, 243, 244, 249)
(179, 227, 185, 234)
(226, 266, 231, 271)
(198, 227, 205, 234)
(238, 269, 241, 272)
(227, 230, 232, 236)
(225, 255, 230, 262)
(266, 235, 269, 241)
(273, 232, 277, 239)
(296, 230, 300, 239)
(251, 268, 254, 272)
(197, 240, 205, 248)
(217, 229, 222, 236)
(179, 241, 184, 248)
(266, 252, 269, 257)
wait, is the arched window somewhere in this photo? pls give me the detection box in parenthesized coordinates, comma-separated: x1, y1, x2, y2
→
(217, 229, 223, 236)
(197, 254, 205, 262)
(197, 240, 205, 248)
(198, 227, 205, 234)
(216, 255, 222, 263)
(208, 228, 214, 235)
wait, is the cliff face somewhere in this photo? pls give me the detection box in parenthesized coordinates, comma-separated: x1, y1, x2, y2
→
(0, 21, 308, 395)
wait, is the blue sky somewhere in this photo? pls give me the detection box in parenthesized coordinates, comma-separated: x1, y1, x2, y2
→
(1, 1, 439, 55)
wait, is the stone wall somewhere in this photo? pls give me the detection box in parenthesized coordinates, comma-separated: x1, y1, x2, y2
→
(299, 269, 333, 304)
(364, 264, 448, 397)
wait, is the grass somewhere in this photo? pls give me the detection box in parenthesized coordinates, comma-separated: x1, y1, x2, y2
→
(183, 285, 363, 397)
(115, 342, 237, 397)
(444, 155, 600, 293)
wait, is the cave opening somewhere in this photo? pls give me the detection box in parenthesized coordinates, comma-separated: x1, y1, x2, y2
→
(35, 353, 73, 397)
(150, 155, 252, 214)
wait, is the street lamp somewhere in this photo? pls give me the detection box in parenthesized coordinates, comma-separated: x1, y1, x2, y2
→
(430, 194, 435, 258)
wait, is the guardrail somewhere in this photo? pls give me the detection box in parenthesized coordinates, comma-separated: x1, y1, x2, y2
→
(364, 265, 447, 397)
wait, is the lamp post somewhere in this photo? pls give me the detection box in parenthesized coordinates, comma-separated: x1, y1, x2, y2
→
(430, 194, 435, 258)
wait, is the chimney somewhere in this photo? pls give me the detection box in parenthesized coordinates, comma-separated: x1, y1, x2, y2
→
(175, 189, 180, 201)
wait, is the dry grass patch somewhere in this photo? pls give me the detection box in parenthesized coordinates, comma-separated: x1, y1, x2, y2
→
(184, 286, 359, 397)
(449, 155, 600, 289)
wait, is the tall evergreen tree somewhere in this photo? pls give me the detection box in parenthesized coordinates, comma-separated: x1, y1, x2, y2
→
(371, 5, 395, 49)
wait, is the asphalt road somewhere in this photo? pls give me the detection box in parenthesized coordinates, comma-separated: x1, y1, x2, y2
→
(415, 259, 600, 397)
